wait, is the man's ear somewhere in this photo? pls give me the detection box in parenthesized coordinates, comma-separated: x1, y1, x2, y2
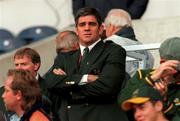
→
(16, 90, 23, 101)
(155, 100, 163, 112)
(75, 29, 78, 36)
(34, 63, 40, 72)
(99, 24, 105, 35)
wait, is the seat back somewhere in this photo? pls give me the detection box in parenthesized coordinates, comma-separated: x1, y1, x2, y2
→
(17, 26, 58, 44)
(0, 29, 27, 54)
(0, 29, 16, 54)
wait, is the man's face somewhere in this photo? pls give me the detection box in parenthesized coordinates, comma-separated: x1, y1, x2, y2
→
(76, 15, 103, 46)
(14, 55, 39, 76)
(133, 101, 161, 121)
(2, 76, 19, 111)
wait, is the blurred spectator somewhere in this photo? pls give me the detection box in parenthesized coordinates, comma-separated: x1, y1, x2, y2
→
(118, 37, 180, 121)
(104, 9, 154, 76)
(121, 85, 168, 121)
(2, 69, 51, 121)
(0, 48, 52, 121)
(55, 30, 79, 54)
(72, 0, 149, 20)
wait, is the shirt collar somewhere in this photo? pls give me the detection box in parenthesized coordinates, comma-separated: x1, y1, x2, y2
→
(80, 39, 101, 55)
(35, 74, 39, 81)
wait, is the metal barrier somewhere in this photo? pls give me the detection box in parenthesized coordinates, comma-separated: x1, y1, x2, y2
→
(122, 43, 161, 69)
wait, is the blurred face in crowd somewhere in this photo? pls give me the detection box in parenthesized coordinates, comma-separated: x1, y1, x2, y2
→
(76, 15, 103, 46)
(2, 76, 20, 112)
(133, 101, 162, 121)
(14, 55, 39, 76)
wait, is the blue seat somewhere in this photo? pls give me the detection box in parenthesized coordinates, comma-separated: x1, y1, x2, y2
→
(0, 29, 14, 40)
(0, 29, 26, 54)
(17, 26, 58, 44)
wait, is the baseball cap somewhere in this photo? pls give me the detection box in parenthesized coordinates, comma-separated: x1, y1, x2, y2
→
(121, 85, 163, 111)
(159, 37, 180, 61)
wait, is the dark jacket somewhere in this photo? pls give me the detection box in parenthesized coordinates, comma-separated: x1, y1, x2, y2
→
(45, 41, 128, 121)
(115, 27, 137, 41)
(73, 0, 149, 20)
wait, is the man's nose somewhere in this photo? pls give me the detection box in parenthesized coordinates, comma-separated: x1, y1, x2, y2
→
(84, 24, 90, 30)
(2, 92, 5, 98)
(134, 109, 141, 120)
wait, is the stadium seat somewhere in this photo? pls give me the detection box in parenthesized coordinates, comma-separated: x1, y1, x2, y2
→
(17, 26, 58, 44)
(0, 29, 14, 40)
(0, 29, 26, 54)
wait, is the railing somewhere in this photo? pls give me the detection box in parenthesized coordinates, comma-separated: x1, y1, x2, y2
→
(122, 43, 161, 69)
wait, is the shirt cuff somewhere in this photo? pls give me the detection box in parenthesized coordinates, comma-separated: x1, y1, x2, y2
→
(79, 74, 88, 85)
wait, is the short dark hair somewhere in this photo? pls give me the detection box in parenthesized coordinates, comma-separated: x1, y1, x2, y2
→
(14, 47, 41, 65)
(75, 7, 102, 26)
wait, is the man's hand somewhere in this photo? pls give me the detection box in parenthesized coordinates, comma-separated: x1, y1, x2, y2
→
(151, 60, 179, 82)
(150, 60, 179, 98)
(53, 68, 67, 75)
(154, 80, 168, 98)
(87, 74, 99, 83)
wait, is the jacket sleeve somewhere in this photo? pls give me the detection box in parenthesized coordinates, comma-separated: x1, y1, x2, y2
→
(44, 54, 83, 93)
(127, 0, 149, 19)
(72, 0, 84, 16)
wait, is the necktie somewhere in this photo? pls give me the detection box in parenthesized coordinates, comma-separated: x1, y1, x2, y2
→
(82, 47, 89, 61)
(79, 47, 89, 69)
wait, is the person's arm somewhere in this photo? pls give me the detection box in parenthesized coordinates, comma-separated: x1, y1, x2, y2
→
(45, 44, 126, 103)
(71, 45, 126, 98)
(72, 0, 84, 16)
(44, 54, 83, 92)
(147, 60, 179, 96)
(127, 0, 149, 19)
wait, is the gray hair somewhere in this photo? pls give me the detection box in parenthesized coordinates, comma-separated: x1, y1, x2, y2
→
(56, 30, 79, 53)
(104, 9, 132, 28)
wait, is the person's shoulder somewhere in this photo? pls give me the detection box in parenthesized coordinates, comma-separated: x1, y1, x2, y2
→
(58, 50, 78, 56)
(132, 69, 154, 79)
(30, 110, 50, 121)
(104, 40, 125, 50)
(0, 110, 6, 121)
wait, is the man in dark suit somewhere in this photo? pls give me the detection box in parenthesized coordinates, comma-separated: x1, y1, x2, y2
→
(45, 7, 128, 121)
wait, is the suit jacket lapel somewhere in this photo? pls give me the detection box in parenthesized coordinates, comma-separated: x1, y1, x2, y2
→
(79, 40, 105, 73)
(88, 40, 105, 65)
(71, 50, 81, 72)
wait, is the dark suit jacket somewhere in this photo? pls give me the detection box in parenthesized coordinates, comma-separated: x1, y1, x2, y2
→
(0, 87, 6, 115)
(45, 40, 128, 121)
(0, 110, 6, 121)
(72, 0, 149, 20)
(38, 75, 52, 115)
